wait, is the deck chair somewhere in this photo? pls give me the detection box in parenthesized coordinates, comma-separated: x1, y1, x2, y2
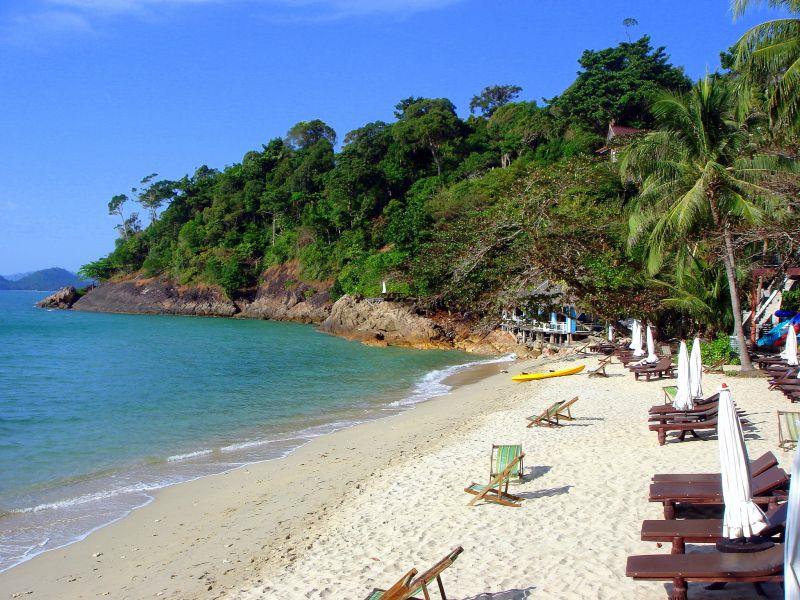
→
(649, 392, 720, 415)
(702, 358, 726, 374)
(651, 451, 778, 484)
(490, 444, 524, 483)
(365, 546, 464, 600)
(634, 357, 676, 381)
(526, 397, 578, 428)
(588, 355, 613, 377)
(626, 544, 784, 600)
(662, 385, 677, 404)
(778, 410, 800, 451)
(465, 454, 525, 507)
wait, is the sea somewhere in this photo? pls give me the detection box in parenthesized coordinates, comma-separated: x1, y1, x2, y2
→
(0, 290, 507, 572)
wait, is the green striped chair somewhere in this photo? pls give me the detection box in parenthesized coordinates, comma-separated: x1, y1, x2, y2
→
(490, 444, 524, 482)
(778, 411, 800, 451)
(465, 453, 525, 507)
(364, 547, 463, 600)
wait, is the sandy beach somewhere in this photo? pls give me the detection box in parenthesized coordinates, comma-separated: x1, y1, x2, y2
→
(1, 354, 789, 600)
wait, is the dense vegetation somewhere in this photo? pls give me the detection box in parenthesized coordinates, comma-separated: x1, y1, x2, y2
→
(82, 8, 800, 366)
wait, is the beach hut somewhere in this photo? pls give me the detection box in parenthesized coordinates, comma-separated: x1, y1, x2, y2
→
(717, 384, 767, 540)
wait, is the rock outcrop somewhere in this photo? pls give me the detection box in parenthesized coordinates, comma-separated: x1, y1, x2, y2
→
(320, 294, 446, 348)
(36, 286, 82, 309)
(73, 279, 238, 316)
(237, 263, 331, 324)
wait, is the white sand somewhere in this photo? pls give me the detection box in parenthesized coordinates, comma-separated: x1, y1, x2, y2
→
(0, 354, 789, 600)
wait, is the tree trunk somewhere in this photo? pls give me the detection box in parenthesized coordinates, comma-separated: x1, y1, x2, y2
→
(429, 143, 442, 177)
(722, 225, 754, 371)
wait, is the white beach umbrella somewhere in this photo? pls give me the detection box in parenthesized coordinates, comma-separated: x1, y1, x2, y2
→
(782, 326, 799, 366)
(717, 384, 767, 539)
(608, 325, 614, 342)
(632, 321, 645, 357)
(628, 320, 638, 350)
(673, 341, 693, 410)
(689, 337, 703, 400)
(382, 280, 387, 295)
(645, 325, 658, 364)
(785, 446, 800, 599)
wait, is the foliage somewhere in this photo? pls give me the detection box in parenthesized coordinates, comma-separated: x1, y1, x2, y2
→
(469, 84, 523, 116)
(783, 289, 800, 312)
(701, 333, 741, 366)
(548, 36, 691, 133)
(78, 258, 116, 281)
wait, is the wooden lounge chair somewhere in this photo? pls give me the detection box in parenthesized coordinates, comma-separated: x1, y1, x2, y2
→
(634, 357, 676, 381)
(651, 451, 778, 484)
(778, 410, 800, 451)
(365, 546, 463, 600)
(649, 393, 719, 415)
(587, 355, 613, 377)
(526, 397, 578, 427)
(756, 356, 787, 370)
(490, 444, 524, 483)
(649, 466, 789, 519)
(640, 503, 786, 554)
(626, 543, 783, 599)
(648, 404, 720, 424)
(702, 358, 726, 374)
(465, 454, 525, 507)
(649, 418, 717, 446)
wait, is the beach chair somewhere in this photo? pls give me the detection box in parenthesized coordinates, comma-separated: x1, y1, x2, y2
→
(649, 466, 789, 519)
(651, 451, 778, 484)
(640, 503, 786, 554)
(365, 546, 463, 600)
(778, 410, 800, 451)
(465, 454, 525, 507)
(587, 355, 613, 377)
(490, 444, 524, 483)
(626, 544, 784, 599)
(526, 396, 578, 427)
(649, 417, 718, 446)
(702, 358, 726, 374)
(633, 357, 676, 381)
(662, 385, 677, 403)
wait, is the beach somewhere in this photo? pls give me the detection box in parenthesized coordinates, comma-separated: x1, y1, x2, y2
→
(0, 354, 788, 599)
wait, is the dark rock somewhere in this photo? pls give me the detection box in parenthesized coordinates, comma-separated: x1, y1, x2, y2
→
(36, 286, 81, 309)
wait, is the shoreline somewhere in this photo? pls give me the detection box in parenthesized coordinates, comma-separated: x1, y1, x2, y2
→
(0, 352, 520, 598)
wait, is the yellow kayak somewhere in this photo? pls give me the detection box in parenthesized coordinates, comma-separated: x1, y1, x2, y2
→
(512, 364, 585, 382)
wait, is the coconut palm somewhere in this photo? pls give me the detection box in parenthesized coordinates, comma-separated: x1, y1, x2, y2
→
(732, 0, 800, 125)
(621, 75, 797, 370)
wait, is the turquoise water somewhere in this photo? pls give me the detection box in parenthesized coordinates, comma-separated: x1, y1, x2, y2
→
(0, 290, 493, 572)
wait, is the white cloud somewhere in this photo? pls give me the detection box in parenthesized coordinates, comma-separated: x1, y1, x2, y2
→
(3, 0, 463, 42)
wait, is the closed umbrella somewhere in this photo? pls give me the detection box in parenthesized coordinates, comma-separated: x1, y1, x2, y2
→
(673, 341, 693, 410)
(717, 384, 767, 539)
(785, 446, 800, 599)
(645, 325, 658, 364)
(632, 321, 644, 357)
(782, 325, 799, 367)
(608, 325, 614, 342)
(689, 337, 703, 400)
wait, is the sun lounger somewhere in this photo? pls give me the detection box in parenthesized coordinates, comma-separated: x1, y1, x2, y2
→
(640, 503, 786, 554)
(626, 543, 783, 599)
(526, 396, 578, 427)
(365, 546, 463, 600)
(634, 357, 676, 381)
(649, 467, 789, 519)
(702, 358, 726, 374)
(490, 444, 524, 482)
(465, 454, 525, 507)
(648, 404, 720, 423)
(649, 393, 719, 415)
(756, 356, 787, 370)
(649, 417, 717, 446)
(651, 451, 778, 483)
(778, 410, 800, 451)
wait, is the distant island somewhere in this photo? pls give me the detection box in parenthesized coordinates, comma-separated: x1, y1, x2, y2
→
(0, 268, 93, 291)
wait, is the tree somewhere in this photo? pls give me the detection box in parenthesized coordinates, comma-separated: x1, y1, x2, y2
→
(108, 194, 130, 239)
(392, 98, 462, 176)
(549, 36, 691, 133)
(623, 17, 639, 41)
(487, 101, 553, 166)
(732, 0, 800, 125)
(469, 84, 523, 116)
(135, 175, 176, 223)
(286, 119, 337, 150)
(621, 76, 798, 371)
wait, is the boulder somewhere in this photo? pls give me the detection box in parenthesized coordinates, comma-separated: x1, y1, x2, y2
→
(36, 286, 81, 309)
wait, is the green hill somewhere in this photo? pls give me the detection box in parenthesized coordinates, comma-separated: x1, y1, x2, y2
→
(0, 268, 93, 291)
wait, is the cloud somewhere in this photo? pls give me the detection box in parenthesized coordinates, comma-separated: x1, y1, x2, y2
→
(3, 0, 463, 43)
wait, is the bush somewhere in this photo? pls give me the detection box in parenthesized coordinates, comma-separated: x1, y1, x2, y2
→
(783, 289, 800, 313)
(701, 334, 740, 366)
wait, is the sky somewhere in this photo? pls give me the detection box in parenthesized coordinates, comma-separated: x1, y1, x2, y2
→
(0, 0, 787, 273)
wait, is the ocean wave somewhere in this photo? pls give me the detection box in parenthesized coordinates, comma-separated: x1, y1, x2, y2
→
(166, 449, 213, 462)
(11, 481, 167, 514)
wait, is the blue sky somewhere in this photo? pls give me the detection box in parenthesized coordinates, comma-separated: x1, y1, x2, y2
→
(0, 0, 786, 273)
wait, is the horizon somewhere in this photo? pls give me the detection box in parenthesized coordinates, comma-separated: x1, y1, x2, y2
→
(0, 0, 786, 273)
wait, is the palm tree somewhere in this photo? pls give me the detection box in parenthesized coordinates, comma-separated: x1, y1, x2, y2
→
(732, 0, 800, 125)
(621, 76, 796, 370)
